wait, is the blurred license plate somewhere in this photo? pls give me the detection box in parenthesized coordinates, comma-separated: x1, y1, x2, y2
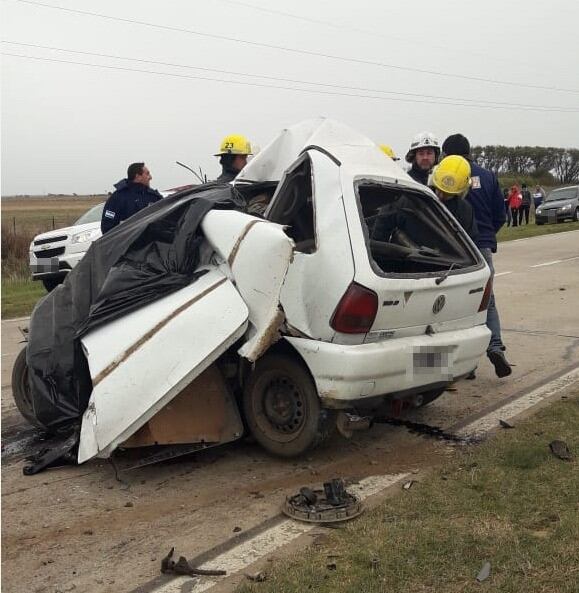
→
(32, 257, 59, 273)
(413, 347, 453, 376)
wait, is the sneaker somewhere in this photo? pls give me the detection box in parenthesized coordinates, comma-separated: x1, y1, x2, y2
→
(487, 350, 512, 378)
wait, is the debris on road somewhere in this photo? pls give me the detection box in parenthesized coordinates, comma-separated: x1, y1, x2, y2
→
(161, 547, 226, 578)
(245, 571, 267, 582)
(402, 480, 416, 490)
(499, 419, 515, 429)
(476, 561, 491, 582)
(283, 478, 363, 524)
(549, 440, 574, 461)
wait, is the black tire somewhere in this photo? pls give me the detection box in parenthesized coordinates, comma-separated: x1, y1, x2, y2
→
(574, 208, 579, 222)
(410, 386, 446, 408)
(243, 353, 334, 457)
(42, 277, 63, 292)
(11, 347, 41, 427)
(536, 221, 544, 226)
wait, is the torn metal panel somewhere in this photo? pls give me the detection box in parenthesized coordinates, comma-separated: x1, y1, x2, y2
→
(78, 269, 248, 463)
(202, 210, 294, 361)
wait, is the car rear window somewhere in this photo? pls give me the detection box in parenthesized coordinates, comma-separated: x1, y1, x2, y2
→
(355, 183, 479, 276)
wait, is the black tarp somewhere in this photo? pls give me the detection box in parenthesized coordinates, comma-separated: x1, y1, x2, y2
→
(27, 183, 245, 432)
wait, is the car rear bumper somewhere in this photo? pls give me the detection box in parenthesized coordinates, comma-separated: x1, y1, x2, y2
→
(286, 324, 491, 407)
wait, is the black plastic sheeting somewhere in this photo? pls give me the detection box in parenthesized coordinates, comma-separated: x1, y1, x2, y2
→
(26, 183, 245, 432)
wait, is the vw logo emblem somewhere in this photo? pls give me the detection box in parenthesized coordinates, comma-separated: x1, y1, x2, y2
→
(432, 295, 446, 315)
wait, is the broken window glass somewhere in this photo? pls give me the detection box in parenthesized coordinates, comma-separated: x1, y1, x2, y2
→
(356, 183, 478, 275)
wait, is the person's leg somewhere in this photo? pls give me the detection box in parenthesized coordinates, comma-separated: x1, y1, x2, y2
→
(506, 206, 512, 226)
(480, 248, 512, 377)
(525, 205, 530, 225)
(511, 208, 518, 227)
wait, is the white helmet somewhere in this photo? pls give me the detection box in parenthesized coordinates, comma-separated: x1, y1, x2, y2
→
(405, 131, 440, 163)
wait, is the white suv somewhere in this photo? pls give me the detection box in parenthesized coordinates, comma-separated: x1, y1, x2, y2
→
(75, 119, 492, 463)
(29, 203, 103, 291)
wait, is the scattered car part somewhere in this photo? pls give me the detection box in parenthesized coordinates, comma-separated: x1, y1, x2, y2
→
(22, 431, 79, 475)
(161, 547, 226, 578)
(476, 561, 491, 582)
(282, 478, 363, 524)
(245, 571, 267, 582)
(336, 412, 372, 438)
(549, 440, 574, 461)
(499, 419, 514, 429)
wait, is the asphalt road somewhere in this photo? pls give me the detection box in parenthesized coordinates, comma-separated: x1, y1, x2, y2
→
(1, 230, 578, 593)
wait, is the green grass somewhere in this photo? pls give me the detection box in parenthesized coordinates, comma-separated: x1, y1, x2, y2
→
(239, 396, 579, 593)
(498, 220, 579, 242)
(1, 278, 46, 318)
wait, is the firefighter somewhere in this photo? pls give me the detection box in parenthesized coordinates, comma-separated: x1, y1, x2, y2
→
(215, 134, 252, 183)
(379, 144, 400, 161)
(442, 133, 511, 378)
(430, 155, 478, 241)
(405, 131, 440, 185)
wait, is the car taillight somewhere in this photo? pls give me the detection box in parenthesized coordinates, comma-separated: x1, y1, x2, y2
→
(478, 278, 493, 312)
(330, 283, 378, 334)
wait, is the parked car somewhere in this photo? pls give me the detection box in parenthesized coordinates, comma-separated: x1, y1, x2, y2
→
(15, 119, 493, 467)
(535, 185, 579, 225)
(29, 202, 104, 291)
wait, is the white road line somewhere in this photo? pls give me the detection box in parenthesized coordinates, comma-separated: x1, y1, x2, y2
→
(494, 271, 513, 277)
(457, 366, 579, 438)
(151, 473, 409, 593)
(530, 255, 579, 268)
(531, 259, 563, 268)
(148, 367, 579, 593)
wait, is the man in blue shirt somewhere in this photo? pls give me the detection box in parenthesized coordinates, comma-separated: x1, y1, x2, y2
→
(101, 162, 162, 234)
(442, 134, 512, 378)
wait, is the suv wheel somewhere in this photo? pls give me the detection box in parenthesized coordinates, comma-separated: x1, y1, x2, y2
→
(243, 353, 334, 457)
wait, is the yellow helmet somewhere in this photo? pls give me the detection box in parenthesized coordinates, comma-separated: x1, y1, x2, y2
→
(379, 144, 399, 160)
(431, 155, 471, 196)
(215, 134, 252, 156)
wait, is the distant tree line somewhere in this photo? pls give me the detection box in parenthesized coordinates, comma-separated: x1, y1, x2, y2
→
(471, 146, 579, 184)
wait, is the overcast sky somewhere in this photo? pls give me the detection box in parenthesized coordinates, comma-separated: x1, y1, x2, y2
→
(2, 0, 578, 195)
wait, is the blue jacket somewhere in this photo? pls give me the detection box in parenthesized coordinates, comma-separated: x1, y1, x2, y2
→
(101, 179, 162, 234)
(465, 161, 506, 252)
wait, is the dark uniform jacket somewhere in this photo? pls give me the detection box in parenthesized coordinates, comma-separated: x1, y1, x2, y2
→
(101, 179, 162, 234)
(442, 197, 479, 243)
(407, 164, 430, 185)
(464, 161, 506, 252)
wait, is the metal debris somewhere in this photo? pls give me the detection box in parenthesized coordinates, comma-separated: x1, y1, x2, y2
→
(245, 571, 266, 582)
(476, 561, 491, 582)
(161, 547, 226, 578)
(549, 440, 574, 461)
(402, 480, 416, 490)
(499, 419, 514, 429)
(282, 478, 363, 524)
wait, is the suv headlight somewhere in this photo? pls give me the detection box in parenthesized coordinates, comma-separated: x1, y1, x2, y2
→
(71, 229, 100, 244)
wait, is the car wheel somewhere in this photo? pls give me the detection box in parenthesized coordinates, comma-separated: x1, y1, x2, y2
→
(409, 386, 447, 408)
(536, 221, 544, 226)
(574, 208, 579, 222)
(243, 353, 335, 457)
(11, 347, 41, 428)
(42, 277, 63, 292)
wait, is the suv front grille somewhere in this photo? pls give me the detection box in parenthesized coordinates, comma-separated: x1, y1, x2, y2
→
(34, 235, 68, 246)
(33, 246, 66, 259)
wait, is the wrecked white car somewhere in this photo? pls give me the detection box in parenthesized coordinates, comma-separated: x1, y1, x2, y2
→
(13, 119, 491, 471)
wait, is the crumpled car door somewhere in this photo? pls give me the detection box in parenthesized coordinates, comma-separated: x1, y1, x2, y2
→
(78, 268, 249, 463)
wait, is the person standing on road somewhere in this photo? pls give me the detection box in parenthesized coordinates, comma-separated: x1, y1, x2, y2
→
(215, 134, 252, 183)
(533, 184, 545, 212)
(405, 132, 440, 185)
(507, 185, 522, 228)
(503, 187, 513, 227)
(519, 183, 532, 225)
(101, 162, 162, 234)
(442, 134, 512, 378)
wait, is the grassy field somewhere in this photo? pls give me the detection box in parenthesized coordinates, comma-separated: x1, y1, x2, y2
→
(1, 278, 45, 318)
(240, 395, 579, 593)
(2, 195, 106, 234)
